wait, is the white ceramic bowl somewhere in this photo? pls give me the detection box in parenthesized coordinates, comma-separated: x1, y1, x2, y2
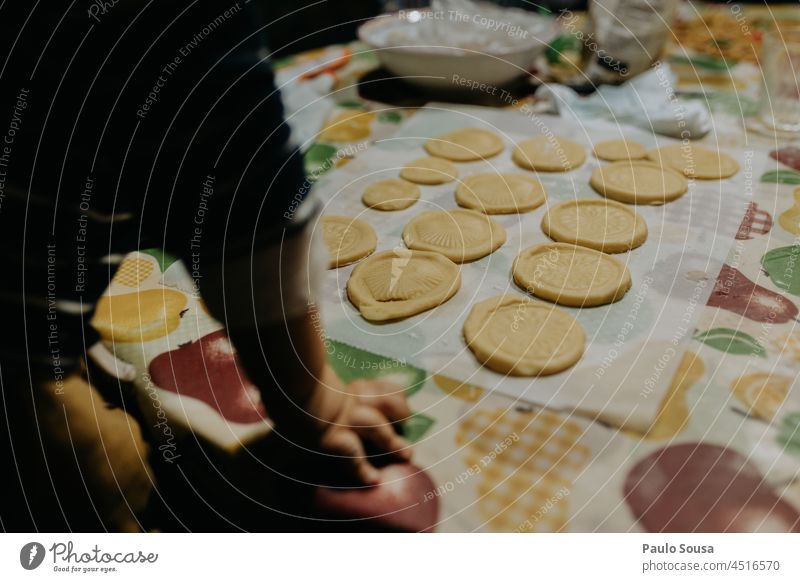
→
(358, 10, 557, 90)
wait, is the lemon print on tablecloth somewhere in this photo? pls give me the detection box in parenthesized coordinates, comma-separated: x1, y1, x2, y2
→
(319, 110, 376, 142)
(778, 187, 800, 236)
(92, 288, 188, 343)
(433, 374, 484, 403)
(456, 407, 589, 532)
(112, 256, 156, 288)
(732, 372, 791, 421)
(625, 351, 704, 441)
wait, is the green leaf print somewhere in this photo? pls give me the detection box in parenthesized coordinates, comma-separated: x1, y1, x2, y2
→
(761, 245, 800, 296)
(760, 169, 800, 184)
(693, 328, 766, 357)
(403, 413, 435, 443)
(141, 249, 179, 273)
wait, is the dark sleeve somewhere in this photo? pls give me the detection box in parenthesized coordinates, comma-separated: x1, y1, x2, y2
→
(0, 1, 307, 373)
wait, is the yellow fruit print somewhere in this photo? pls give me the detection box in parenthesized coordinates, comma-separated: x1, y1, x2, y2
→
(319, 110, 375, 142)
(778, 187, 800, 236)
(433, 374, 484, 402)
(731, 373, 791, 421)
(456, 407, 589, 532)
(772, 331, 800, 363)
(112, 257, 155, 288)
(92, 288, 187, 343)
(628, 352, 704, 441)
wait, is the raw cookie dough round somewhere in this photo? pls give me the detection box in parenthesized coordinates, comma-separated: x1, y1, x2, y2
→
(463, 295, 585, 376)
(513, 242, 632, 306)
(400, 157, 459, 185)
(424, 128, 504, 161)
(362, 178, 420, 211)
(590, 161, 688, 205)
(347, 248, 461, 321)
(512, 136, 586, 172)
(321, 215, 378, 268)
(646, 143, 739, 180)
(403, 209, 506, 263)
(456, 172, 547, 214)
(541, 199, 648, 253)
(593, 139, 647, 162)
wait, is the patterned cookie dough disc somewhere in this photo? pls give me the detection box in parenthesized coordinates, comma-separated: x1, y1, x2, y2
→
(321, 215, 378, 268)
(593, 139, 647, 162)
(513, 242, 632, 306)
(362, 178, 420, 211)
(463, 295, 585, 376)
(402, 209, 506, 263)
(400, 157, 459, 185)
(424, 128, 504, 161)
(456, 172, 547, 214)
(541, 198, 648, 253)
(511, 136, 586, 172)
(347, 248, 461, 321)
(589, 160, 688, 205)
(646, 143, 739, 180)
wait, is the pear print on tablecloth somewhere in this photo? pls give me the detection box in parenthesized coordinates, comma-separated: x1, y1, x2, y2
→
(778, 187, 800, 236)
(707, 264, 798, 323)
(456, 408, 589, 532)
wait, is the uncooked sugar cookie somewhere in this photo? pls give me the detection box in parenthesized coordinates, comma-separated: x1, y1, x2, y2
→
(424, 128, 504, 161)
(456, 172, 547, 214)
(321, 215, 378, 268)
(463, 295, 585, 376)
(347, 248, 461, 321)
(593, 139, 647, 162)
(513, 242, 632, 306)
(400, 157, 458, 185)
(362, 178, 420, 211)
(402, 209, 506, 263)
(541, 198, 648, 253)
(512, 136, 586, 172)
(646, 143, 739, 180)
(590, 160, 688, 205)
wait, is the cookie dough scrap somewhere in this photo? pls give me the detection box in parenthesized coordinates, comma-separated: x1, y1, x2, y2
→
(646, 143, 739, 180)
(424, 128, 504, 161)
(593, 139, 647, 162)
(463, 295, 585, 376)
(347, 248, 461, 321)
(512, 136, 586, 172)
(403, 208, 506, 263)
(513, 242, 632, 306)
(590, 160, 688, 205)
(321, 215, 378, 268)
(362, 178, 420, 211)
(541, 198, 648, 253)
(456, 172, 547, 214)
(400, 157, 459, 185)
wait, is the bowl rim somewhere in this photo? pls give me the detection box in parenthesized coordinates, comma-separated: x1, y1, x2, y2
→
(357, 9, 557, 57)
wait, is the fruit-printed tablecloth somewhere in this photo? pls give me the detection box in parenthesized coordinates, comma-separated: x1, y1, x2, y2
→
(93, 14, 800, 530)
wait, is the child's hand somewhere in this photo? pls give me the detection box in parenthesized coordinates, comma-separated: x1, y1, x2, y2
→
(312, 366, 412, 485)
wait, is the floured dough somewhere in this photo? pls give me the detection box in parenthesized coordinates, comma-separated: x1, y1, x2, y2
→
(513, 242, 632, 306)
(403, 209, 506, 263)
(425, 128, 504, 161)
(400, 157, 459, 185)
(362, 178, 420, 211)
(590, 160, 688, 205)
(321, 215, 377, 268)
(456, 172, 547, 214)
(463, 295, 585, 376)
(347, 248, 461, 321)
(646, 143, 739, 180)
(541, 199, 648, 253)
(593, 139, 647, 162)
(512, 136, 586, 172)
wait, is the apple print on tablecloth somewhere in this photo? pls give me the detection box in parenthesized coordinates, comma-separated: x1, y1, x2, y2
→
(148, 330, 266, 425)
(770, 146, 800, 172)
(735, 202, 773, 240)
(625, 443, 800, 532)
(707, 264, 798, 323)
(693, 328, 766, 357)
(762, 245, 800, 296)
(731, 373, 791, 422)
(779, 188, 800, 236)
(456, 407, 589, 532)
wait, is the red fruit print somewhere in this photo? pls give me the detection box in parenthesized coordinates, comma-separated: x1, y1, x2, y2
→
(708, 264, 798, 323)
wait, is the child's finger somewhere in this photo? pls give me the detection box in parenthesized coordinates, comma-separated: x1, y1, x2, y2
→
(351, 379, 412, 423)
(350, 405, 412, 460)
(321, 427, 381, 485)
